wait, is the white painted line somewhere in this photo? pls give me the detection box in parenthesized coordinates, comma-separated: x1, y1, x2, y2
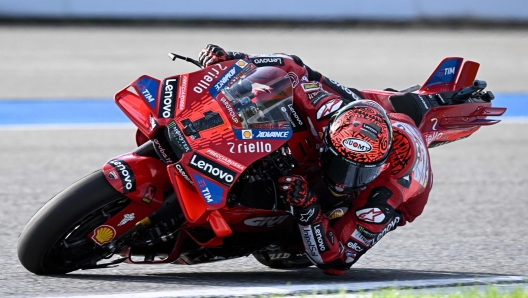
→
(45, 275, 527, 298)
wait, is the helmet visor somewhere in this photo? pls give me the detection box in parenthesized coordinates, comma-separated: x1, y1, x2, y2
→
(321, 147, 383, 191)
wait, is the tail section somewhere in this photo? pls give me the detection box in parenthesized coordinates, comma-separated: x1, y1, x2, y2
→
(419, 57, 463, 93)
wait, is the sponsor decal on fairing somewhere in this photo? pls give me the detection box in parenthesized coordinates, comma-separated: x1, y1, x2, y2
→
(424, 58, 462, 87)
(204, 149, 245, 171)
(178, 74, 188, 111)
(134, 76, 159, 108)
(106, 159, 136, 194)
(141, 184, 157, 204)
(158, 77, 178, 119)
(193, 174, 224, 204)
(188, 153, 236, 186)
(244, 215, 289, 227)
(92, 225, 116, 245)
(207, 60, 248, 98)
(167, 121, 192, 153)
(152, 138, 175, 164)
(149, 115, 158, 131)
(192, 63, 227, 95)
(117, 213, 135, 227)
(220, 97, 239, 124)
(227, 141, 272, 154)
(234, 129, 291, 140)
(175, 163, 194, 186)
(108, 171, 118, 180)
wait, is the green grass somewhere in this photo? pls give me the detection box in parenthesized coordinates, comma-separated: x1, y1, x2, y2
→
(368, 286, 528, 298)
(264, 284, 528, 298)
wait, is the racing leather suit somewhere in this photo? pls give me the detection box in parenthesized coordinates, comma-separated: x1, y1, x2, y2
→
(207, 49, 433, 274)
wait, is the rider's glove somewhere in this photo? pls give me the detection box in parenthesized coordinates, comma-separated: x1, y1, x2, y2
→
(198, 44, 230, 67)
(278, 175, 320, 225)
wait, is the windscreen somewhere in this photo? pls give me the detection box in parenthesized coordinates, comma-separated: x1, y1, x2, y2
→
(220, 66, 293, 130)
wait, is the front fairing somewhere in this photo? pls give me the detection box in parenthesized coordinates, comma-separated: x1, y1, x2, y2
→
(114, 60, 295, 224)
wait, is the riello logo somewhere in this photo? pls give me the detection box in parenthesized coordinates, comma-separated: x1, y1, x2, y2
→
(342, 137, 372, 153)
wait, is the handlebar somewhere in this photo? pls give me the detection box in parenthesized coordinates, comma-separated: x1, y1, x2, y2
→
(453, 80, 487, 102)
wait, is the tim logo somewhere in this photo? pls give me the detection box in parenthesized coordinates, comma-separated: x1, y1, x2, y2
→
(440, 67, 456, 76)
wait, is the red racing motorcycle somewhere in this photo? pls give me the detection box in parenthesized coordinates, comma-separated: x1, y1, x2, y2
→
(18, 53, 505, 274)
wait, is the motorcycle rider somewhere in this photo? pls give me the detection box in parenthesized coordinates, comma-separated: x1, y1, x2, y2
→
(198, 44, 433, 275)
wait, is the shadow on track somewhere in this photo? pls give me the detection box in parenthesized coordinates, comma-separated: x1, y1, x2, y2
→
(55, 268, 507, 286)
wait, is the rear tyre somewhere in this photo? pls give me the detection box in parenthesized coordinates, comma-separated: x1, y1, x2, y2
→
(253, 251, 313, 269)
(18, 170, 128, 275)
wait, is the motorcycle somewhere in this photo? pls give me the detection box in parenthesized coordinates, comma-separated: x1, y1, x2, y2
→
(17, 53, 506, 274)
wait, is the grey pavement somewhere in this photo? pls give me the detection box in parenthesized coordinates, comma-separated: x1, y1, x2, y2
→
(0, 26, 527, 99)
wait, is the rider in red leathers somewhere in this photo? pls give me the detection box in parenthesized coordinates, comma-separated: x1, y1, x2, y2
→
(199, 44, 433, 275)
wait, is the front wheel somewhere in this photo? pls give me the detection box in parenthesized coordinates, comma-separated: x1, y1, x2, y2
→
(18, 170, 129, 275)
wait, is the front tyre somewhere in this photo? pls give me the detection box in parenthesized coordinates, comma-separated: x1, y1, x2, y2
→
(18, 170, 128, 275)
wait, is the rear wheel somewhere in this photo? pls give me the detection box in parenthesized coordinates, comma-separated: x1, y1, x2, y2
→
(18, 170, 128, 275)
(253, 249, 313, 269)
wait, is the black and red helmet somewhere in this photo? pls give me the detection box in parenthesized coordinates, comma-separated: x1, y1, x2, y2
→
(321, 100, 393, 194)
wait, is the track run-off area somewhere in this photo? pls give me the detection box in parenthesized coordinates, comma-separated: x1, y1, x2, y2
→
(0, 26, 527, 297)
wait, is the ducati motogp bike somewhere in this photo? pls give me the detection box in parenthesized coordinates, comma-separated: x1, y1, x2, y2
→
(18, 53, 505, 274)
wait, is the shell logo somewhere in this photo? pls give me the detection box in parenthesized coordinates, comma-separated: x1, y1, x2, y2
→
(236, 60, 248, 68)
(242, 130, 253, 139)
(92, 225, 116, 245)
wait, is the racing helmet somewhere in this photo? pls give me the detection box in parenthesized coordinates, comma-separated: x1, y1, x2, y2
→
(320, 100, 393, 194)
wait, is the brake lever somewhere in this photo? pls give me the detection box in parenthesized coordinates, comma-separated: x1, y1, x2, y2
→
(168, 53, 203, 69)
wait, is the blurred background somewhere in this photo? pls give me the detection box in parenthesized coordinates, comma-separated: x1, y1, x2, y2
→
(1, 0, 527, 101)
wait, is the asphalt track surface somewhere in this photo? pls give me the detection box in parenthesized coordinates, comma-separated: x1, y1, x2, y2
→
(1, 26, 528, 297)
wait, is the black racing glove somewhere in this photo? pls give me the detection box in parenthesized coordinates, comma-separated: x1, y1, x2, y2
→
(198, 44, 230, 67)
(278, 175, 321, 225)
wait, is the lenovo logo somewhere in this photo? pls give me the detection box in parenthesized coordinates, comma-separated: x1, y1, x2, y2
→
(188, 154, 236, 186)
